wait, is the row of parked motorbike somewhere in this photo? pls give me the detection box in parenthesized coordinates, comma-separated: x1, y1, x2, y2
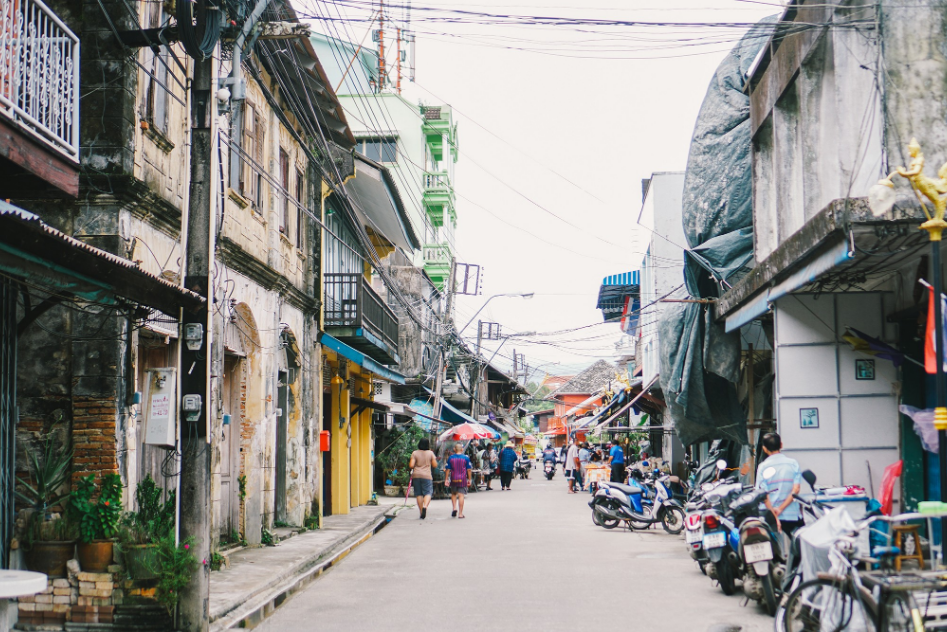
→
(587, 452, 840, 623)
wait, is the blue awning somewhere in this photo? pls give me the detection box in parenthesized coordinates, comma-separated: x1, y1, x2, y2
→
(598, 270, 640, 323)
(319, 332, 406, 384)
(724, 240, 853, 333)
(419, 386, 478, 424)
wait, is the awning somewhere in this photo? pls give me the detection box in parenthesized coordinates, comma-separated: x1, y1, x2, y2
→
(592, 376, 660, 432)
(319, 332, 406, 384)
(345, 155, 421, 253)
(724, 239, 853, 333)
(597, 271, 639, 323)
(0, 201, 205, 314)
(563, 393, 601, 418)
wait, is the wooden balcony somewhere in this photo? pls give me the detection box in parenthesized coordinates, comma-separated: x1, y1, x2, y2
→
(324, 273, 400, 365)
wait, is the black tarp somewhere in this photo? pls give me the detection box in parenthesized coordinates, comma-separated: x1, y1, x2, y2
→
(660, 18, 776, 447)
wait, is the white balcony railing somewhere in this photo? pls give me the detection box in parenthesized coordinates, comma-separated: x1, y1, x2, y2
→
(423, 171, 450, 190)
(0, 0, 80, 160)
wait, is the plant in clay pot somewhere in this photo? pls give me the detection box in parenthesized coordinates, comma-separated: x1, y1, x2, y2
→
(71, 473, 123, 572)
(15, 430, 77, 577)
(118, 474, 176, 579)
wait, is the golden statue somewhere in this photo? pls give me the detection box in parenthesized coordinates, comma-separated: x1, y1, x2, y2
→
(873, 138, 947, 240)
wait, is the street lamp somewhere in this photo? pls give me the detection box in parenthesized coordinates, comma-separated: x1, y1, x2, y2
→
(458, 292, 534, 336)
(869, 138, 947, 552)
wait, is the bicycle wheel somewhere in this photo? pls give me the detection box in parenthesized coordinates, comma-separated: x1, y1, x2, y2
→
(782, 577, 875, 632)
(881, 591, 923, 632)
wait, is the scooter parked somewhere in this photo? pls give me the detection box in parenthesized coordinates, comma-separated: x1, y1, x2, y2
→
(515, 458, 531, 479)
(589, 472, 685, 533)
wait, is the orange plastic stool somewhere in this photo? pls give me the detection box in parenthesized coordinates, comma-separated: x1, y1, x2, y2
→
(892, 524, 924, 571)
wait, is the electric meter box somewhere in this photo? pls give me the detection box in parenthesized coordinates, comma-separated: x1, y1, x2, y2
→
(144, 368, 177, 447)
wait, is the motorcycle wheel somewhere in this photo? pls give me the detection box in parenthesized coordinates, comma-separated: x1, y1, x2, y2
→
(760, 572, 778, 617)
(715, 560, 735, 596)
(661, 506, 685, 535)
(595, 500, 622, 530)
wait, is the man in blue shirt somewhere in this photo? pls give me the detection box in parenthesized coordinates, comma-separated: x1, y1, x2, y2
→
(607, 438, 625, 483)
(756, 432, 803, 534)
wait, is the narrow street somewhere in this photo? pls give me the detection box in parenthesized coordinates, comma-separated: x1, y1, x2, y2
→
(259, 474, 772, 632)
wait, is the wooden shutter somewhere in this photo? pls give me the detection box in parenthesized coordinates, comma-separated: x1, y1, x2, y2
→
(254, 112, 265, 209)
(240, 104, 255, 199)
(279, 149, 289, 233)
(296, 169, 305, 249)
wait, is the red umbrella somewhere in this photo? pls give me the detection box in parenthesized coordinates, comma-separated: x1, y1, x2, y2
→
(437, 423, 499, 442)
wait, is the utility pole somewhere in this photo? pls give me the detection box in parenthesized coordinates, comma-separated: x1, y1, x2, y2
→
(432, 262, 455, 418)
(179, 55, 214, 632)
(377, 0, 385, 91)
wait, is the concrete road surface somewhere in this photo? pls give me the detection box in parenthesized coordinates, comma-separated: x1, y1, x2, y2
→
(258, 471, 773, 632)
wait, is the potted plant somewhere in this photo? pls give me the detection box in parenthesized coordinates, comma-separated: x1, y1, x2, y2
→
(118, 475, 175, 580)
(71, 473, 123, 572)
(15, 432, 76, 577)
(154, 533, 198, 615)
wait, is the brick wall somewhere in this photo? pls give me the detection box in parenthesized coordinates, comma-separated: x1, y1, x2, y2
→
(71, 396, 119, 482)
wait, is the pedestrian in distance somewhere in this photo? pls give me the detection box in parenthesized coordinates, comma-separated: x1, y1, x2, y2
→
(607, 437, 626, 483)
(446, 442, 473, 518)
(565, 440, 580, 493)
(483, 443, 498, 491)
(409, 438, 437, 519)
(578, 442, 591, 492)
(498, 441, 518, 490)
(756, 432, 803, 535)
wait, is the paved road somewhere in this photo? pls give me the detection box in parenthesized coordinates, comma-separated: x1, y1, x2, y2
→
(259, 471, 774, 632)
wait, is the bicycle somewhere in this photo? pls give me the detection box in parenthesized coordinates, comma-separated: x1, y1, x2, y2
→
(781, 519, 925, 632)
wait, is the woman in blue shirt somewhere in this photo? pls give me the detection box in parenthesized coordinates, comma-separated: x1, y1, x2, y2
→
(498, 442, 518, 490)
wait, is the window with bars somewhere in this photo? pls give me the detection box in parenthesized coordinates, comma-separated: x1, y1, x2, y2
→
(140, 3, 170, 133)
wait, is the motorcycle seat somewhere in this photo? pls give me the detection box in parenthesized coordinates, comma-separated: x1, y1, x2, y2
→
(606, 482, 642, 495)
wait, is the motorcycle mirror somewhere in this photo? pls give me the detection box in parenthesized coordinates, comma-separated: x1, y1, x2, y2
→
(802, 469, 817, 490)
(715, 459, 727, 471)
(762, 466, 777, 480)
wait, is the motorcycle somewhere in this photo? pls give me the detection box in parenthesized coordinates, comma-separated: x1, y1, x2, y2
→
(733, 486, 783, 615)
(685, 473, 743, 576)
(589, 472, 685, 534)
(515, 458, 531, 480)
(543, 460, 556, 480)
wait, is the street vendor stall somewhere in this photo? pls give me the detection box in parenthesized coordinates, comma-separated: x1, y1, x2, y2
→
(584, 463, 611, 490)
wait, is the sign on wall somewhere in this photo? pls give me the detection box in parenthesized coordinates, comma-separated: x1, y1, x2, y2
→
(800, 407, 819, 429)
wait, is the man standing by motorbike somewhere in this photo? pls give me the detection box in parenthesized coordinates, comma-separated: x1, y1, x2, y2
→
(756, 432, 803, 535)
(578, 442, 590, 492)
(607, 437, 626, 483)
(565, 441, 580, 493)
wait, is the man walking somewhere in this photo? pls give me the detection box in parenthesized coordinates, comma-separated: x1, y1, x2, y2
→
(756, 432, 803, 534)
(607, 438, 625, 483)
(498, 442, 518, 490)
(578, 442, 591, 492)
(446, 442, 472, 518)
(565, 440, 580, 493)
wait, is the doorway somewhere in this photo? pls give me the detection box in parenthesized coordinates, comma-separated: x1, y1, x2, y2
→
(322, 386, 332, 517)
(276, 369, 288, 523)
(220, 356, 242, 539)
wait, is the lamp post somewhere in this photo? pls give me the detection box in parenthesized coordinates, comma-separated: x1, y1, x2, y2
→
(870, 138, 947, 557)
(458, 292, 534, 336)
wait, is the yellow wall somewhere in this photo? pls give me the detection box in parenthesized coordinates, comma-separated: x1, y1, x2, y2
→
(358, 412, 372, 504)
(323, 354, 375, 515)
(329, 371, 350, 516)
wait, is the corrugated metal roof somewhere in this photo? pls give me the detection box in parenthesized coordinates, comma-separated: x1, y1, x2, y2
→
(0, 200, 205, 309)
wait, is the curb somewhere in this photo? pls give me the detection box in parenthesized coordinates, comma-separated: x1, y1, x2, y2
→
(209, 510, 395, 631)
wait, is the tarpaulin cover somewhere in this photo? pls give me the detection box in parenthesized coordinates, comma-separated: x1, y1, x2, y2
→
(660, 19, 775, 446)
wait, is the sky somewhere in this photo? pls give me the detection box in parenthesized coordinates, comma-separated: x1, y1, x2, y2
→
(304, 0, 779, 378)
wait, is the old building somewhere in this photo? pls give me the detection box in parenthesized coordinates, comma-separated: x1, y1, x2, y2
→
(712, 0, 947, 507)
